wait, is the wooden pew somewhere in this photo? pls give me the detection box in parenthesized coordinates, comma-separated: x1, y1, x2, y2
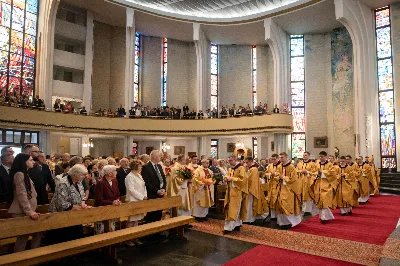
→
(0, 196, 193, 265)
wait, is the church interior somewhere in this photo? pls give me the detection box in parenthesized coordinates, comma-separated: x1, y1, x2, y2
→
(0, 0, 399, 265)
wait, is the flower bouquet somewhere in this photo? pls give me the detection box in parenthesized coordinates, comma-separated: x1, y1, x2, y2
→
(212, 172, 224, 184)
(177, 166, 193, 180)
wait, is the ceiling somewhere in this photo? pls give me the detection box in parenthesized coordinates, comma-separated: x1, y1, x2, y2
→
(61, 0, 400, 45)
(115, 0, 311, 21)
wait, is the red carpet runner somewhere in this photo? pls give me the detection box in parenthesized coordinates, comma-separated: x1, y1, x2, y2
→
(290, 195, 400, 245)
(223, 245, 361, 266)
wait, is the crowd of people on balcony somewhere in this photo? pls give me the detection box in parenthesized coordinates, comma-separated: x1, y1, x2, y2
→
(0, 93, 290, 120)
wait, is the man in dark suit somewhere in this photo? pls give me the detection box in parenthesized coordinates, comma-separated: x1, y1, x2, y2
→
(141, 150, 166, 223)
(116, 158, 130, 196)
(183, 103, 189, 115)
(38, 151, 55, 192)
(0, 153, 13, 203)
(23, 145, 55, 205)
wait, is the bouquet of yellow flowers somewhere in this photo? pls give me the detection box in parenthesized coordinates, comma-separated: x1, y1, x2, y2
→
(177, 166, 193, 180)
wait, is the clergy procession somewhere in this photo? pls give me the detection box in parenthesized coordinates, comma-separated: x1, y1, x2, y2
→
(165, 150, 381, 232)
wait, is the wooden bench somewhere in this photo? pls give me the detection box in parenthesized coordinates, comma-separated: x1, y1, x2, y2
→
(0, 196, 193, 265)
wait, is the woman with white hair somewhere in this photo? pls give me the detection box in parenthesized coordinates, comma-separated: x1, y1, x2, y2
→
(47, 164, 91, 244)
(94, 165, 121, 234)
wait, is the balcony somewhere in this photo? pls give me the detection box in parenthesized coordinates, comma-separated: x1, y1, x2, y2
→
(55, 19, 86, 42)
(53, 49, 85, 71)
(0, 106, 293, 136)
(52, 80, 84, 100)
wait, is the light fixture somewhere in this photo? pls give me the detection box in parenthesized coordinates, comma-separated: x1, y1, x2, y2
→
(161, 141, 170, 152)
(235, 140, 245, 148)
(83, 139, 94, 148)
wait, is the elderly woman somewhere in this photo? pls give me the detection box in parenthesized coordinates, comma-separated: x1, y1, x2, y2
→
(8, 153, 42, 252)
(94, 165, 121, 234)
(47, 164, 90, 244)
(125, 159, 147, 246)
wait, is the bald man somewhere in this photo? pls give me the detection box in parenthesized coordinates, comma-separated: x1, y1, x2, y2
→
(116, 158, 130, 196)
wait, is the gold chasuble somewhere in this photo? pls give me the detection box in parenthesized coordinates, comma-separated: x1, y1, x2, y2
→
(170, 163, 191, 212)
(165, 166, 174, 197)
(192, 166, 214, 208)
(367, 158, 378, 195)
(265, 162, 282, 210)
(246, 164, 268, 216)
(357, 163, 371, 198)
(336, 165, 356, 208)
(375, 167, 381, 195)
(224, 164, 247, 221)
(296, 160, 316, 201)
(313, 161, 338, 209)
(275, 162, 302, 216)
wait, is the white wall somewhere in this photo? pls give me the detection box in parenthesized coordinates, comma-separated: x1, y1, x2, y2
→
(304, 34, 331, 156)
(90, 139, 125, 158)
(141, 36, 162, 107)
(53, 49, 85, 70)
(55, 19, 86, 41)
(52, 80, 83, 99)
(167, 39, 197, 109)
(219, 45, 252, 108)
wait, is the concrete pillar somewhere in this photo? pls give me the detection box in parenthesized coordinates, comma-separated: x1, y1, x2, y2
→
(83, 11, 94, 111)
(194, 23, 209, 112)
(125, 8, 135, 112)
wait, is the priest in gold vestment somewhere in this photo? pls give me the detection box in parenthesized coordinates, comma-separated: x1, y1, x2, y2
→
(265, 154, 282, 219)
(223, 155, 247, 234)
(169, 155, 192, 216)
(367, 157, 378, 196)
(242, 157, 268, 223)
(296, 151, 317, 216)
(336, 156, 356, 215)
(275, 152, 302, 229)
(192, 159, 215, 222)
(356, 156, 372, 203)
(312, 151, 338, 224)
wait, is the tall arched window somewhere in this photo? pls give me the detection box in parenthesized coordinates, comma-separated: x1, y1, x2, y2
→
(211, 43, 218, 111)
(0, 0, 38, 100)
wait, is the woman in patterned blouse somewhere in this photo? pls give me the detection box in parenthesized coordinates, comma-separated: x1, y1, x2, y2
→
(47, 164, 91, 244)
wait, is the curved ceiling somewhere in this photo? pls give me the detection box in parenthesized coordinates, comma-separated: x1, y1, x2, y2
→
(115, 0, 317, 23)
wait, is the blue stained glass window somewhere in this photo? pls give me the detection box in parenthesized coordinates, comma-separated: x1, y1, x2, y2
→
(211, 139, 218, 158)
(161, 38, 167, 106)
(379, 91, 394, 123)
(27, 0, 38, 14)
(290, 37, 304, 57)
(377, 58, 393, 91)
(11, 6, 24, 32)
(252, 46, 257, 108)
(290, 35, 306, 159)
(376, 27, 392, 59)
(375, 6, 396, 168)
(380, 124, 396, 156)
(211, 43, 218, 110)
(1, 3, 11, 28)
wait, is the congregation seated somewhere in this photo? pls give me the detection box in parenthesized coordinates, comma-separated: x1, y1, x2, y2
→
(80, 106, 88, 115)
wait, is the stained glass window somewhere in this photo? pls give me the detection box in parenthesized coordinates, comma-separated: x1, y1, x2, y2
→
(375, 6, 396, 168)
(211, 139, 218, 158)
(211, 43, 218, 111)
(133, 32, 140, 105)
(252, 137, 257, 158)
(290, 35, 305, 159)
(161, 38, 167, 106)
(0, 0, 38, 99)
(252, 46, 257, 108)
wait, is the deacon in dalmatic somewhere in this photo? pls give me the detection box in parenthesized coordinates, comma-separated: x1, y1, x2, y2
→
(192, 159, 215, 222)
(296, 151, 317, 216)
(275, 152, 302, 229)
(223, 155, 247, 234)
(265, 154, 282, 219)
(313, 151, 338, 224)
(169, 155, 192, 216)
(336, 156, 356, 216)
(242, 157, 268, 223)
(356, 156, 372, 204)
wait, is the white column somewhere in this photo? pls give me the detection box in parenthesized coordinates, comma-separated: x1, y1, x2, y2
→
(83, 11, 94, 111)
(36, 0, 60, 107)
(334, 0, 379, 160)
(264, 18, 290, 108)
(125, 8, 135, 112)
(39, 131, 50, 155)
(194, 23, 209, 112)
(274, 133, 290, 157)
(198, 136, 209, 158)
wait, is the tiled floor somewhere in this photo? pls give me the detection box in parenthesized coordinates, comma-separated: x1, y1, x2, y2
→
(48, 230, 257, 265)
